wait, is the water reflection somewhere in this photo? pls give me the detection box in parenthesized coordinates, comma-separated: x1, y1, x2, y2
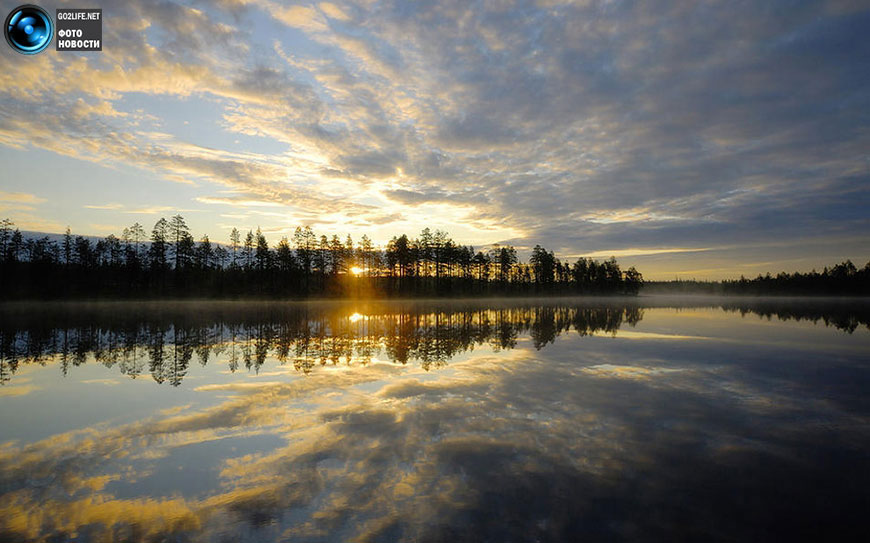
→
(0, 302, 645, 386)
(0, 299, 868, 542)
(1, 298, 867, 386)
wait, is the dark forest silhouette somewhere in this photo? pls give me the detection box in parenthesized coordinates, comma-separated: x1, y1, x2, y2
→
(646, 260, 870, 296)
(0, 217, 642, 299)
(3, 216, 867, 299)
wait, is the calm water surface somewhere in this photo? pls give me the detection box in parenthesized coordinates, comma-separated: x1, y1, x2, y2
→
(1, 297, 868, 542)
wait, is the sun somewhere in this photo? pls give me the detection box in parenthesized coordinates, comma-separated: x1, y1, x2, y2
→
(350, 266, 365, 275)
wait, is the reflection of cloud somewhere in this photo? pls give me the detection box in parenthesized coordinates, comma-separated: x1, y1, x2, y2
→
(0, 493, 199, 542)
(581, 363, 686, 381)
(592, 330, 710, 341)
(194, 381, 286, 392)
(0, 384, 39, 397)
(2, 321, 867, 541)
(80, 378, 121, 386)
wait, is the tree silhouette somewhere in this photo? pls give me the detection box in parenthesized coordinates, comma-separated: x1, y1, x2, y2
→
(149, 218, 169, 270)
(241, 230, 253, 270)
(229, 228, 241, 268)
(196, 235, 213, 269)
(168, 215, 190, 270)
(255, 228, 270, 271)
(276, 237, 295, 273)
(29, 214, 870, 300)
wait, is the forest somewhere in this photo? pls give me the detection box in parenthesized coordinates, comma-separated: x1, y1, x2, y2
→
(0, 216, 643, 299)
(645, 260, 870, 296)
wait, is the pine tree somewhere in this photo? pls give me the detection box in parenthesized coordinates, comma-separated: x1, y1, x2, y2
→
(255, 228, 270, 271)
(149, 218, 169, 270)
(168, 215, 190, 270)
(230, 228, 241, 268)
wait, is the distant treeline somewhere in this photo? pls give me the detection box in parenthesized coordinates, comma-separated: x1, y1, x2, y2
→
(0, 217, 643, 299)
(644, 260, 870, 296)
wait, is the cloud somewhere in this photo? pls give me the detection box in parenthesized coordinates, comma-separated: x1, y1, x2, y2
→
(195, 196, 284, 207)
(319, 2, 351, 21)
(0, 0, 867, 275)
(126, 206, 177, 215)
(84, 203, 124, 210)
(269, 3, 328, 31)
(573, 247, 713, 259)
(0, 192, 46, 204)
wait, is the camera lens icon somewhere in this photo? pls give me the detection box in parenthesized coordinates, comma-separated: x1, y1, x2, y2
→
(5, 5, 53, 55)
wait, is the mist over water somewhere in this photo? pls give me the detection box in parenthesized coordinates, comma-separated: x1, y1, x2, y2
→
(1, 297, 868, 542)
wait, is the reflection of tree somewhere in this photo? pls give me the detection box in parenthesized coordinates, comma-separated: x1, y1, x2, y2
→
(118, 344, 145, 379)
(227, 323, 240, 374)
(0, 357, 10, 385)
(169, 328, 193, 387)
(571, 306, 643, 337)
(0, 300, 866, 385)
(489, 308, 518, 351)
(530, 306, 561, 349)
(722, 303, 867, 334)
(148, 324, 166, 384)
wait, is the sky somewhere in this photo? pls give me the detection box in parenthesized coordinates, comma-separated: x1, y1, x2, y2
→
(0, 0, 868, 279)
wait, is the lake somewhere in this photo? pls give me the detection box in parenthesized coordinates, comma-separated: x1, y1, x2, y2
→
(1, 297, 868, 542)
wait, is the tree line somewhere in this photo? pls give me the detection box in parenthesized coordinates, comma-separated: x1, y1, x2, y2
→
(0, 216, 643, 299)
(644, 260, 870, 296)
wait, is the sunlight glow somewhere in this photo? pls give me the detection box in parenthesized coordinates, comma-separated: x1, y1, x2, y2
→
(350, 266, 365, 275)
(348, 312, 364, 323)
